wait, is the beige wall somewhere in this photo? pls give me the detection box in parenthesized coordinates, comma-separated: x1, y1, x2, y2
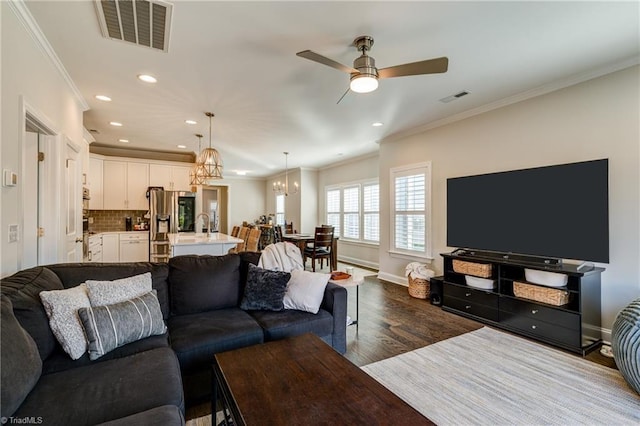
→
(211, 178, 266, 229)
(378, 66, 640, 336)
(1, 3, 86, 277)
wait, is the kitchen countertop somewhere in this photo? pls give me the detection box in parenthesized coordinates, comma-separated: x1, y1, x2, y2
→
(168, 232, 243, 246)
(89, 230, 149, 235)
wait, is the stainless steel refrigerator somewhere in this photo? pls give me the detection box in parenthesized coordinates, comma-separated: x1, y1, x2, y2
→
(148, 188, 196, 262)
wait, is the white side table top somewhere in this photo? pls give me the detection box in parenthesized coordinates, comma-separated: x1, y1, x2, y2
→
(329, 274, 365, 288)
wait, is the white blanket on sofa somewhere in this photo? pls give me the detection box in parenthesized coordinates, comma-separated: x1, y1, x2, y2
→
(258, 242, 304, 272)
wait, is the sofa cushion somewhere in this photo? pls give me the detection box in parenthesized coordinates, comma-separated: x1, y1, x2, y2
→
(46, 263, 171, 319)
(13, 347, 184, 425)
(1, 296, 43, 418)
(42, 333, 170, 375)
(0, 266, 64, 360)
(283, 269, 331, 314)
(168, 308, 263, 374)
(39, 284, 91, 359)
(96, 405, 184, 426)
(86, 272, 152, 306)
(169, 254, 242, 315)
(79, 290, 167, 360)
(240, 264, 290, 311)
(248, 308, 334, 342)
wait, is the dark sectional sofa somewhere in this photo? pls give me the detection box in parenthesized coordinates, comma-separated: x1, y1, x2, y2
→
(1, 252, 348, 425)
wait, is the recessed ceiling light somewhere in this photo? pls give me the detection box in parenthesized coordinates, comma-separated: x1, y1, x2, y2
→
(95, 95, 112, 102)
(177, 145, 187, 149)
(118, 139, 129, 143)
(137, 74, 157, 83)
(372, 122, 383, 127)
(185, 120, 197, 125)
(109, 121, 123, 127)
(236, 171, 247, 176)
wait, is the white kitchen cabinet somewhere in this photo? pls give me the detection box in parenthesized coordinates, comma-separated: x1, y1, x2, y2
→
(102, 234, 119, 262)
(88, 234, 102, 262)
(87, 156, 104, 209)
(103, 161, 149, 210)
(119, 232, 149, 262)
(149, 164, 192, 192)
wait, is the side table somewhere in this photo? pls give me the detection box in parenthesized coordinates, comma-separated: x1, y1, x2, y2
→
(329, 274, 364, 329)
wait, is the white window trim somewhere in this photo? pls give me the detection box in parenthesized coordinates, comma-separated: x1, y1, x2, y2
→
(389, 162, 432, 259)
(325, 178, 379, 245)
(275, 194, 285, 226)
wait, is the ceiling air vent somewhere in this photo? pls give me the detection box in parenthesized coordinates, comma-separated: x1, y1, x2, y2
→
(439, 90, 470, 103)
(95, 0, 173, 52)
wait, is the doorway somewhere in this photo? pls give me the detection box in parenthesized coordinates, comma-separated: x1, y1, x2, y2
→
(202, 186, 228, 233)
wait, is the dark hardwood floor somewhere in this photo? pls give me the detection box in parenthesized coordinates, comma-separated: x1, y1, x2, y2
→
(345, 275, 616, 369)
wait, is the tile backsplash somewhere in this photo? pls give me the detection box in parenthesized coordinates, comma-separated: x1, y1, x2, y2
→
(88, 210, 148, 233)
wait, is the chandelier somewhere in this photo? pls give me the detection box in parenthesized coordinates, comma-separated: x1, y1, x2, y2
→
(273, 152, 298, 196)
(189, 133, 208, 185)
(196, 112, 223, 181)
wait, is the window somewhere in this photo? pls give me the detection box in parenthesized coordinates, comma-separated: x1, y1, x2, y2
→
(275, 194, 285, 225)
(325, 180, 379, 243)
(363, 183, 379, 242)
(391, 163, 431, 258)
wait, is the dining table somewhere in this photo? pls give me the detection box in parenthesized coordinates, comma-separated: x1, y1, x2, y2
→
(282, 233, 339, 271)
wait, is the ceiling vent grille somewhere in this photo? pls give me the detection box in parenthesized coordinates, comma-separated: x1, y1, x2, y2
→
(440, 90, 470, 103)
(95, 0, 173, 52)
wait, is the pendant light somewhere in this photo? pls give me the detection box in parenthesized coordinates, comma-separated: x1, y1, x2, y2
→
(272, 152, 298, 196)
(189, 134, 207, 185)
(197, 112, 223, 181)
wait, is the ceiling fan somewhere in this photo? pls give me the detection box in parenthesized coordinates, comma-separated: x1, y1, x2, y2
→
(296, 35, 448, 102)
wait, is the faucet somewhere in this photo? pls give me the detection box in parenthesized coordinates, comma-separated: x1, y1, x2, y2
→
(196, 213, 211, 237)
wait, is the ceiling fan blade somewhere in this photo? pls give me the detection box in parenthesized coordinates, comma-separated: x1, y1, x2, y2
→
(378, 57, 448, 79)
(336, 87, 350, 104)
(296, 50, 358, 74)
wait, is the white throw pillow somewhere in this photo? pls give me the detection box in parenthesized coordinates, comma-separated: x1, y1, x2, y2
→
(283, 269, 330, 314)
(85, 272, 152, 307)
(39, 284, 91, 360)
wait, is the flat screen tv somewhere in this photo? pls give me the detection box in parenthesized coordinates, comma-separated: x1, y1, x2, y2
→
(447, 159, 609, 263)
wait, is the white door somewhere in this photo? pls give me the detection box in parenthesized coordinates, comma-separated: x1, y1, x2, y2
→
(65, 140, 82, 261)
(23, 131, 40, 268)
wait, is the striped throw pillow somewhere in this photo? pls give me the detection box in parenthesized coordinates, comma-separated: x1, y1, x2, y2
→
(78, 290, 166, 360)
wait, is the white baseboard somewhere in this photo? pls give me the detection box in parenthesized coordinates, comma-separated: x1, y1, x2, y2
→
(377, 271, 408, 286)
(337, 255, 379, 271)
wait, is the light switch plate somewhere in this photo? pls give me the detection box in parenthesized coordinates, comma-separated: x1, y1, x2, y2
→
(3, 170, 18, 187)
(8, 224, 18, 243)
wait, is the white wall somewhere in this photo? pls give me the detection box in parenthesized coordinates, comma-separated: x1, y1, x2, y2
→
(378, 66, 640, 336)
(317, 154, 380, 268)
(299, 168, 318, 234)
(219, 177, 266, 228)
(1, 3, 86, 277)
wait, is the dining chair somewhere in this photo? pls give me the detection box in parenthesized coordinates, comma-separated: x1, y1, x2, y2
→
(303, 226, 334, 272)
(230, 225, 240, 237)
(245, 227, 262, 252)
(273, 225, 283, 243)
(229, 226, 249, 253)
(284, 221, 294, 235)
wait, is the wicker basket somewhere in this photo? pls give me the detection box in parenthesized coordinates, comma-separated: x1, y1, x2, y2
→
(513, 281, 570, 306)
(408, 275, 430, 299)
(452, 260, 493, 278)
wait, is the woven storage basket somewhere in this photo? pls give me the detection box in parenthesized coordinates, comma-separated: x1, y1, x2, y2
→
(452, 260, 493, 278)
(408, 275, 430, 299)
(513, 281, 570, 306)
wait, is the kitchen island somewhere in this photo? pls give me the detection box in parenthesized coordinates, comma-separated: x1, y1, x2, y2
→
(168, 232, 244, 257)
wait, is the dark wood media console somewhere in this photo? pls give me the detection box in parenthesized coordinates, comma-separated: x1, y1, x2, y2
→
(441, 252, 603, 355)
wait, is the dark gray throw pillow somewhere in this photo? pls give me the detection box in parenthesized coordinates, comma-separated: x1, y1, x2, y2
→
(78, 290, 166, 360)
(1, 296, 42, 418)
(240, 264, 290, 311)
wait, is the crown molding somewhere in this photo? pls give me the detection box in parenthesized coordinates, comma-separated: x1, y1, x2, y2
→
(318, 150, 379, 172)
(383, 56, 640, 145)
(8, 0, 89, 111)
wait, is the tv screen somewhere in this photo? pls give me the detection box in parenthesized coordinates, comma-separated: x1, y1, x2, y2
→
(447, 159, 609, 263)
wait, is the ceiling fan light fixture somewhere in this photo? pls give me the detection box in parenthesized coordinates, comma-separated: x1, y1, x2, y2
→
(350, 74, 378, 93)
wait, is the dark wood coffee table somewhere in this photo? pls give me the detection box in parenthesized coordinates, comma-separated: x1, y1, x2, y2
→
(212, 333, 433, 425)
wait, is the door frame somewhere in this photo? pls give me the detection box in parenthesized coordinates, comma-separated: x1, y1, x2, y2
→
(19, 96, 61, 267)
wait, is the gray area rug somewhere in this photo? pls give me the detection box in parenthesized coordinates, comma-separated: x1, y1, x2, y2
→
(362, 327, 640, 425)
